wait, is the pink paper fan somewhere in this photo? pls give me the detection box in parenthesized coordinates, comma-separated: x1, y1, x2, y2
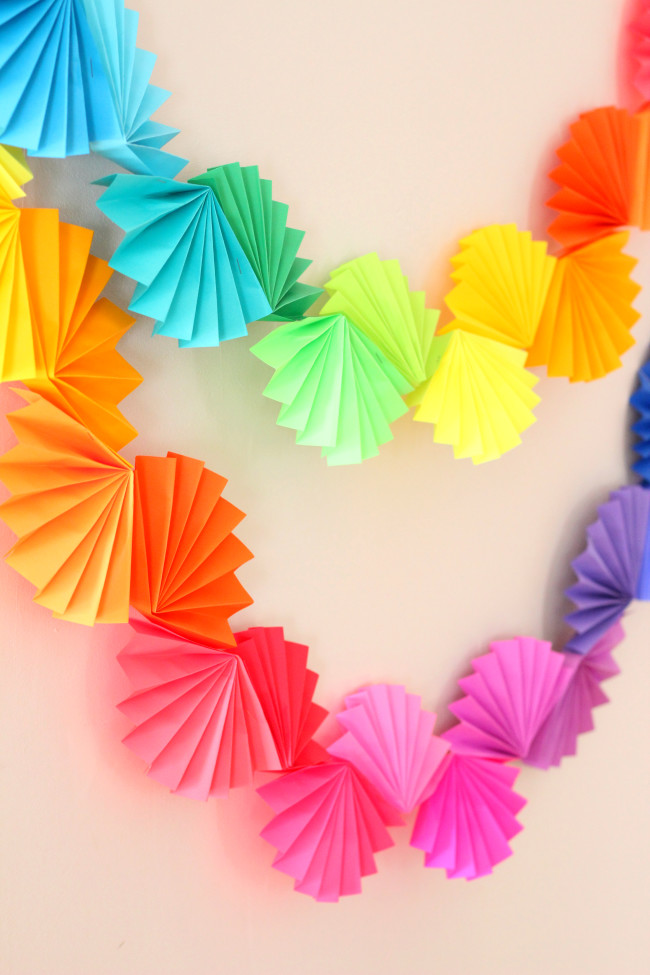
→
(411, 754, 526, 879)
(443, 637, 572, 760)
(117, 616, 279, 799)
(631, 3, 650, 102)
(258, 761, 402, 901)
(327, 684, 449, 814)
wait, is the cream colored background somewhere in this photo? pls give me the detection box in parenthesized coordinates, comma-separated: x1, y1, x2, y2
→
(1, 0, 649, 972)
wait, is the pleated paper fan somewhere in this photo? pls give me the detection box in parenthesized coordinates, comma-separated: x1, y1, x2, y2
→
(413, 329, 540, 464)
(630, 360, 650, 486)
(258, 761, 402, 901)
(117, 615, 279, 799)
(410, 754, 526, 880)
(527, 232, 640, 382)
(565, 486, 650, 653)
(631, 3, 650, 102)
(443, 637, 572, 761)
(234, 627, 328, 770)
(327, 684, 449, 814)
(438, 224, 555, 349)
(131, 453, 253, 649)
(525, 622, 623, 769)
(0, 200, 31, 384)
(250, 314, 411, 466)
(95, 175, 272, 347)
(189, 163, 321, 320)
(0, 390, 133, 624)
(0, 144, 31, 203)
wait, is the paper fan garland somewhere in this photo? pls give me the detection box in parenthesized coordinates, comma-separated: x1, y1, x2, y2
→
(630, 359, 650, 486)
(0, 144, 31, 203)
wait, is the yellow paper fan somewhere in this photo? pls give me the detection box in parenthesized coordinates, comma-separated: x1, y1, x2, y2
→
(0, 145, 32, 203)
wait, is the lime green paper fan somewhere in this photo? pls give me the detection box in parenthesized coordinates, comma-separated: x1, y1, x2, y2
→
(251, 314, 412, 465)
(189, 163, 322, 322)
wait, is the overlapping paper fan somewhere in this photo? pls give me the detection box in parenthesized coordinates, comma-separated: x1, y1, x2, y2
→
(327, 684, 449, 814)
(525, 623, 623, 769)
(250, 314, 411, 465)
(131, 453, 253, 648)
(630, 360, 650, 486)
(410, 754, 526, 880)
(258, 761, 402, 901)
(630, 4, 650, 103)
(0, 164, 31, 382)
(117, 616, 279, 799)
(527, 232, 640, 381)
(413, 329, 540, 464)
(234, 627, 328, 769)
(189, 164, 321, 320)
(565, 486, 650, 653)
(95, 175, 271, 346)
(0, 390, 133, 624)
(438, 225, 555, 349)
(443, 637, 572, 760)
(0, 145, 31, 203)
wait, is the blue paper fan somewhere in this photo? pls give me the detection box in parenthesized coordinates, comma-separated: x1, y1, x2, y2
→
(631, 360, 650, 486)
(95, 174, 272, 347)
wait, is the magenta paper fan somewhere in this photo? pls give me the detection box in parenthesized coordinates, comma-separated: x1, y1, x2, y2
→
(525, 622, 623, 769)
(258, 761, 402, 901)
(327, 684, 449, 814)
(117, 616, 279, 799)
(443, 637, 572, 760)
(410, 753, 526, 879)
(631, 2, 650, 101)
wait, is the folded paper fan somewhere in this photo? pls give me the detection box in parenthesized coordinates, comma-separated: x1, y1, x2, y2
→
(234, 627, 328, 769)
(118, 615, 279, 798)
(189, 164, 321, 320)
(630, 5, 650, 103)
(250, 314, 411, 465)
(565, 486, 650, 653)
(630, 360, 650, 486)
(0, 145, 31, 203)
(258, 761, 402, 901)
(131, 453, 253, 648)
(525, 622, 623, 769)
(413, 329, 540, 464)
(0, 193, 31, 384)
(0, 390, 133, 624)
(327, 684, 449, 814)
(526, 232, 640, 382)
(95, 175, 271, 347)
(410, 753, 526, 879)
(438, 225, 555, 349)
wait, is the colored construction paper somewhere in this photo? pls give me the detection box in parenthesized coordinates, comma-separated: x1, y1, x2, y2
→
(630, 360, 650, 486)
(0, 390, 133, 624)
(0, 145, 32, 203)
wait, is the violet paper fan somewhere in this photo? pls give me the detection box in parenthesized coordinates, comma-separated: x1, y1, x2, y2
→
(327, 684, 449, 814)
(630, 359, 650, 486)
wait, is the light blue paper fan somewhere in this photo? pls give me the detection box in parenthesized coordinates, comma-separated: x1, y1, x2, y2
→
(631, 359, 650, 486)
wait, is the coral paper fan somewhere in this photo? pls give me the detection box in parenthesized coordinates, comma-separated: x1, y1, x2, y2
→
(234, 627, 328, 769)
(0, 390, 133, 624)
(327, 684, 449, 814)
(0, 145, 31, 203)
(131, 453, 253, 649)
(118, 616, 279, 798)
(525, 622, 623, 769)
(258, 762, 402, 901)
(411, 754, 526, 879)
(630, 359, 650, 486)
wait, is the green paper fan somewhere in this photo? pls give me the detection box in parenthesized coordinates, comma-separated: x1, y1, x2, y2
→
(189, 163, 322, 321)
(251, 314, 412, 465)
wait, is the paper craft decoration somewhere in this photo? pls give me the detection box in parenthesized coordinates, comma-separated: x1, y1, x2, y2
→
(95, 175, 272, 346)
(413, 329, 540, 463)
(0, 191, 31, 385)
(250, 313, 411, 465)
(118, 615, 279, 798)
(438, 225, 555, 349)
(526, 231, 640, 381)
(443, 637, 572, 760)
(189, 163, 321, 320)
(631, 2, 650, 102)
(410, 753, 526, 879)
(0, 144, 31, 202)
(565, 485, 650, 653)
(630, 359, 650, 486)
(258, 761, 402, 901)
(0, 389, 133, 624)
(131, 452, 253, 648)
(234, 627, 328, 769)
(327, 684, 449, 814)
(525, 623, 623, 769)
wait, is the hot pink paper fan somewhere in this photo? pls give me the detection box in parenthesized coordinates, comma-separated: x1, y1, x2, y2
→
(117, 616, 279, 799)
(327, 684, 449, 814)
(411, 754, 526, 879)
(631, 3, 650, 102)
(443, 637, 572, 760)
(258, 761, 402, 901)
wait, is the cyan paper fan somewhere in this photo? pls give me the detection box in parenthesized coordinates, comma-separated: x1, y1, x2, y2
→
(631, 359, 650, 486)
(189, 163, 321, 320)
(95, 175, 271, 347)
(250, 314, 412, 465)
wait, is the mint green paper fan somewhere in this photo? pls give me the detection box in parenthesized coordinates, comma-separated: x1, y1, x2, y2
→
(251, 315, 412, 465)
(189, 163, 322, 321)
